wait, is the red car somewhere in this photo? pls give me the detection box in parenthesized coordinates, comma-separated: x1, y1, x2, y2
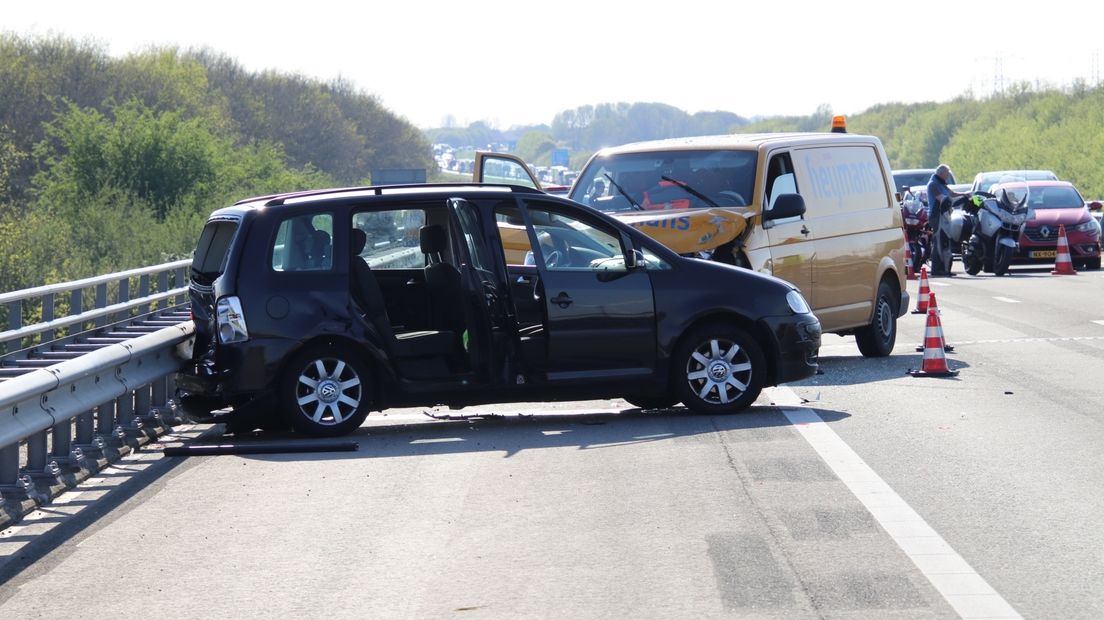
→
(990, 180, 1102, 270)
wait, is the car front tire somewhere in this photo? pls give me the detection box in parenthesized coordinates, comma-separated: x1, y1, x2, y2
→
(855, 280, 898, 357)
(673, 323, 765, 415)
(280, 345, 372, 437)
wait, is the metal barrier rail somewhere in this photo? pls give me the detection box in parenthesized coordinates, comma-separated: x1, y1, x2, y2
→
(0, 261, 197, 527)
(1, 259, 192, 357)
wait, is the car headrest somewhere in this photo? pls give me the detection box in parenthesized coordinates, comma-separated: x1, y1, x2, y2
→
(419, 225, 447, 254)
(351, 229, 367, 255)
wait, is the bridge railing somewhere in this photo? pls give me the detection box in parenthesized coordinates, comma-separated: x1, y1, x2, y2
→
(0, 261, 196, 525)
(0, 259, 191, 358)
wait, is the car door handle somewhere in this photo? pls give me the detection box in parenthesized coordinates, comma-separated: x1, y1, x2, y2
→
(551, 292, 573, 308)
(800, 225, 810, 236)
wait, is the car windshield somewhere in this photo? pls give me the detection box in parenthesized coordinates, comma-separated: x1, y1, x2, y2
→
(569, 150, 757, 213)
(893, 171, 940, 190)
(1028, 186, 1084, 209)
(976, 171, 1057, 193)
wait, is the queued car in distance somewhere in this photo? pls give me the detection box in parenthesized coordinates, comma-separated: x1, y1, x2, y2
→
(892, 168, 955, 194)
(476, 131, 910, 359)
(176, 183, 821, 436)
(972, 169, 1058, 194)
(989, 180, 1102, 270)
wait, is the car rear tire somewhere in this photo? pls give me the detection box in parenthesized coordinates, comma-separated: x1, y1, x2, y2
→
(1086, 257, 1102, 270)
(855, 280, 898, 358)
(280, 345, 372, 437)
(674, 323, 765, 415)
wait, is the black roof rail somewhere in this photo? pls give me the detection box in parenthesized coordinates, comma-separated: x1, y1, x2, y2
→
(252, 183, 548, 207)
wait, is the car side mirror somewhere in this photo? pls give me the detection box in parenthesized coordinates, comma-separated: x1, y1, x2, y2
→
(766, 194, 806, 221)
(1089, 201, 1102, 212)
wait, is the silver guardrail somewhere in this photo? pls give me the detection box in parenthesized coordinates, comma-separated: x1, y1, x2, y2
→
(0, 261, 196, 526)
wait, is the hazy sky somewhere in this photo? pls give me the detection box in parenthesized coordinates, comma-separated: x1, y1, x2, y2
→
(6, 0, 1101, 129)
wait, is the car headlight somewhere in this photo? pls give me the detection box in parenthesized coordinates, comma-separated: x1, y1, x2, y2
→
(1073, 220, 1100, 235)
(786, 290, 812, 315)
(216, 296, 250, 344)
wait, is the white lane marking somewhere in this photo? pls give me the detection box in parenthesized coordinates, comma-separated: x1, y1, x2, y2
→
(766, 386, 1021, 619)
(1092, 320, 1104, 327)
(992, 296, 1020, 304)
(930, 281, 951, 287)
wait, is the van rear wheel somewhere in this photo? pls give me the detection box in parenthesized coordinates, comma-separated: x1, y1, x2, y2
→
(855, 280, 897, 357)
(280, 345, 372, 437)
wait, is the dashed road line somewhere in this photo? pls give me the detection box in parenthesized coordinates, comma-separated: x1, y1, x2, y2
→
(767, 386, 1021, 620)
(992, 296, 1020, 303)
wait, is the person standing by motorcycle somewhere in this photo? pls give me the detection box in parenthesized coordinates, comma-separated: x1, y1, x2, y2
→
(926, 164, 968, 275)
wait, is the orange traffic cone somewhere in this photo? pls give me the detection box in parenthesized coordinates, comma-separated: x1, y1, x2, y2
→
(905, 246, 917, 280)
(1052, 225, 1077, 275)
(908, 306, 959, 377)
(915, 290, 954, 352)
(911, 266, 930, 314)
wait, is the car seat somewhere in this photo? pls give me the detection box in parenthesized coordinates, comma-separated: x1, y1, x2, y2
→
(350, 228, 456, 358)
(420, 224, 466, 333)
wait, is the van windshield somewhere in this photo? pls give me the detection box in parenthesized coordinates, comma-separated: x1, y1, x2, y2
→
(569, 150, 757, 213)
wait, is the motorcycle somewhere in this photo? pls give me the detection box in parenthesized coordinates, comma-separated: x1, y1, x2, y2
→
(900, 189, 930, 273)
(931, 194, 975, 276)
(961, 186, 1032, 276)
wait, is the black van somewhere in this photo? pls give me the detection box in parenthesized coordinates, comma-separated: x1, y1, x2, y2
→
(176, 184, 821, 437)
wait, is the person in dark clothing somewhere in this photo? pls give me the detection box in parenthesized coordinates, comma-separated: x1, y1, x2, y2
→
(926, 164, 967, 275)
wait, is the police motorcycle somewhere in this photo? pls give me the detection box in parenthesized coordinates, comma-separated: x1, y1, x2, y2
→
(961, 184, 1032, 276)
(900, 188, 930, 273)
(931, 194, 973, 276)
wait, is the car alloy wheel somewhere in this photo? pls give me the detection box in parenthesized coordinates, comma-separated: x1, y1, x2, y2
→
(281, 346, 372, 437)
(675, 323, 764, 414)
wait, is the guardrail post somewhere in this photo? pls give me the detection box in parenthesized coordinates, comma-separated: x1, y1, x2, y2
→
(70, 288, 83, 336)
(157, 272, 169, 313)
(95, 283, 107, 328)
(138, 275, 151, 316)
(26, 430, 47, 472)
(1, 444, 19, 487)
(117, 388, 135, 436)
(76, 410, 94, 445)
(116, 277, 130, 324)
(96, 400, 117, 444)
(152, 375, 167, 406)
(41, 292, 55, 344)
(174, 267, 186, 306)
(52, 420, 74, 466)
(4, 300, 21, 353)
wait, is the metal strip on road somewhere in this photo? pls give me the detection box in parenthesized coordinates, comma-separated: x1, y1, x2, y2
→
(766, 386, 1022, 620)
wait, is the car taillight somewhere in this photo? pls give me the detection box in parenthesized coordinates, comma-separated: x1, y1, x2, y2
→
(216, 296, 249, 344)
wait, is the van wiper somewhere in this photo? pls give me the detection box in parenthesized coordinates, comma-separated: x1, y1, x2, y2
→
(604, 173, 644, 211)
(661, 176, 721, 209)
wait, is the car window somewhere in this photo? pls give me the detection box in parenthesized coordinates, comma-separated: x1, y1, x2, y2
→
(451, 200, 492, 271)
(765, 152, 798, 211)
(272, 213, 333, 272)
(524, 202, 628, 272)
(1032, 187, 1083, 209)
(192, 218, 238, 281)
(351, 208, 425, 269)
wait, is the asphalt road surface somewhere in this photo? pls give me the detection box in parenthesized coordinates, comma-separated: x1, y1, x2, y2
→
(1, 264, 1101, 619)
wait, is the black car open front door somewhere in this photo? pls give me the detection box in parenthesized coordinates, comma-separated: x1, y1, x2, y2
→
(519, 199, 657, 381)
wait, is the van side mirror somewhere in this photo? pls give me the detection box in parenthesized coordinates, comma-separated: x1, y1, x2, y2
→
(766, 194, 806, 221)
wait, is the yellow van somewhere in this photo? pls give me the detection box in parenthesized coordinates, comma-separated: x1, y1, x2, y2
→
(475, 132, 909, 357)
